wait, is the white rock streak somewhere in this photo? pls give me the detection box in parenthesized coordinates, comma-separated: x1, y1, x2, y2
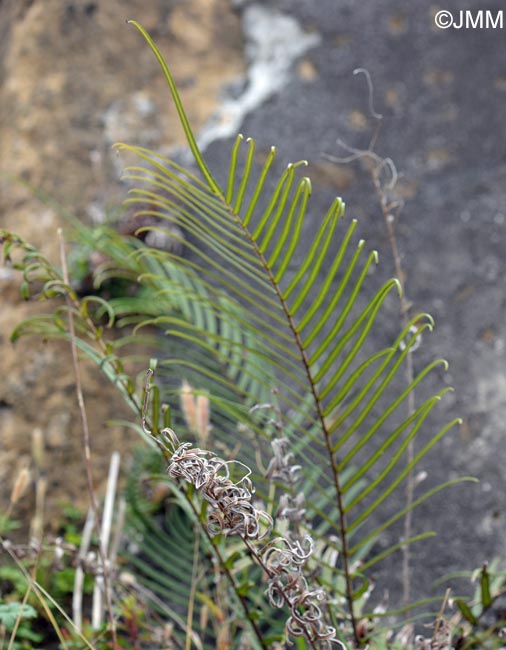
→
(197, 4, 321, 152)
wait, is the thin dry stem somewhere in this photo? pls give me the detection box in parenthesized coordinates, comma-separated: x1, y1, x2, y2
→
(6, 560, 37, 650)
(58, 228, 119, 649)
(185, 526, 201, 650)
(30, 476, 47, 541)
(325, 70, 418, 617)
(184, 491, 269, 650)
(432, 588, 451, 644)
(109, 497, 126, 568)
(73, 507, 95, 631)
(367, 155, 416, 614)
(92, 451, 120, 629)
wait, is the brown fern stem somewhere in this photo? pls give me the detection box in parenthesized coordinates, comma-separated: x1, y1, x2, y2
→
(225, 207, 360, 644)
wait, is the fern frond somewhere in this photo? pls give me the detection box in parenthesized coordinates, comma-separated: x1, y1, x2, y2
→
(1, 23, 467, 643)
(120, 22, 464, 636)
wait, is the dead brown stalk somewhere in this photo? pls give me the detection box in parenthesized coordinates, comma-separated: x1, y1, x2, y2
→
(57, 228, 119, 649)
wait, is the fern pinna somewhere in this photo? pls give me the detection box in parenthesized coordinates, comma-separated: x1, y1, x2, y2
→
(117, 21, 469, 644)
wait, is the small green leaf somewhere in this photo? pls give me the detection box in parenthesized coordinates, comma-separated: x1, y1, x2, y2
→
(200, 499, 209, 521)
(20, 280, 30, 300)
(0, 514, 21, 534)
(456, 598, 478, 625)
(224, 550, 242, 570)
(237, 580, 255, 597)
(351, 573, 370, 601)
(480, 563, 492, 609)
(212, 532, 224, 546)
(0, 602, 38, 630)
(53, 567, 93, 595)
(162, 404, 172, 428)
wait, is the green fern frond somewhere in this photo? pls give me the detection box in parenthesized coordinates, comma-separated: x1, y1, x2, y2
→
(119, 22, 467, 633)
(1, 22, 472, 644)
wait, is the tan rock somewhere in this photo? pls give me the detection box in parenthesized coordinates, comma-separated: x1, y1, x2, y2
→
(0, 0, 243, 533)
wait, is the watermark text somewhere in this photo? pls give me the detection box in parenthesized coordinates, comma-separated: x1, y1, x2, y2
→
(434, 10, 503, 29)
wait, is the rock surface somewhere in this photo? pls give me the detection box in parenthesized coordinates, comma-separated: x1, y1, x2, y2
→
(1, 0, 505, 620)
(220, 0, 506, 608)
(0, 0, 243, 531)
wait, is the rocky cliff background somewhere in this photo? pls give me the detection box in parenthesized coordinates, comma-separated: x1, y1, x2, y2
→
(0, 0, 244, 529)
(1, 0, 505, 610)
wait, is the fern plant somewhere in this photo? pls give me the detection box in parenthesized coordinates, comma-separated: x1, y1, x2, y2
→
(118, 18, 472, 635)
(0, 21, 479, 648)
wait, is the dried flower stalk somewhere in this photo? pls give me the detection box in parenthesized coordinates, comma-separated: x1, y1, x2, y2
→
(143, 371, 342, 649)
